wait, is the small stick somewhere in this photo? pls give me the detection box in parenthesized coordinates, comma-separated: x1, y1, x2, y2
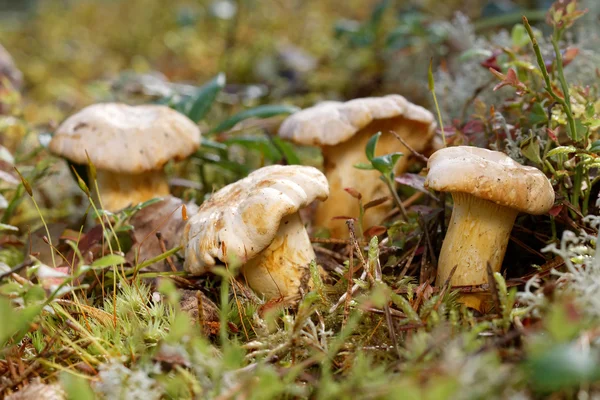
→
(156, 232, 178, 273)
(343, 227, 354, 327)
(389, 130, 428, 163)
(398, 239, 421, 281)
(196, 291, 206, 333)
(486, 262, 501, 313)
(310, 237, 352, 245)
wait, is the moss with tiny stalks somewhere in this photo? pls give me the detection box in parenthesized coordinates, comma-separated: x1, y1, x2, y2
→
(2, 1, 600, 399)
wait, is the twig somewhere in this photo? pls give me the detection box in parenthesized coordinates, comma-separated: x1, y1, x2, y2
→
(314, 245, 347, 263)
(383, 191, 424, 220)
(196, 291, 206, 333)
(509, 235, 546, 260)
(0, 256, 34, 281)
(389, 130, 428, 163)
(328, 269, 367, 314)
(398, 239, 421, 280)
(156, 232, 178, 273)
(486, 262, 501, 313)
(343, 236, 354, 327)
(310, 237, 352, 245)
(419, 213, 438, 268)
(431, 265, 458, 314)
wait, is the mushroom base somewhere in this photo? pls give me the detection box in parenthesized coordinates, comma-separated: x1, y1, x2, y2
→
(317, 117, 433, 238)
(437, 192, 518, 312)
(242, 213, 315, 301)
(94, 169, 170, 212)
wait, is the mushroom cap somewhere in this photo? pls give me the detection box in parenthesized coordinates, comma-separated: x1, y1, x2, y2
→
(424, 146, 555, 214)
(49, 103, 201, 173)
(183, 165, 329, 274)
(278, 94, 435, 146)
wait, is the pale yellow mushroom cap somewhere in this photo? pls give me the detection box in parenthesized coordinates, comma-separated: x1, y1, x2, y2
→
(425, 146, 555, 214)
(278, 94, 435, 146)
(49, 103, 201, 173)
(183, 165, 329, 275)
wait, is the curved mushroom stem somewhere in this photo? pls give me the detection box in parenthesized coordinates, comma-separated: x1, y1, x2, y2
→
(93, 169, 170, 212)
(315, 117, 432, 238)
(241, 212, 316, 301)
(437, 192, 518, 312)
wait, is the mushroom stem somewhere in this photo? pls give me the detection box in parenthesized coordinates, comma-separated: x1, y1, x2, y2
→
(93, 169, 170, 212)
(316, 117, 430, 238)
(241, 212, 315, 300)
(437, 192, 518, 311)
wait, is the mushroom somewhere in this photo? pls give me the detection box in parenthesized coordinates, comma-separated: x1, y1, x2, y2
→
(183, 165, 329, 301)
(424, 146, 555, 311)
(279, 95, 435, 238)
(49, 103, 201, 212)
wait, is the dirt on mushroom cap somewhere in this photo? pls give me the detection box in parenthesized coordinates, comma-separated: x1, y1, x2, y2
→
(48, 103, 201, 173)
(182, 164, 329, 275)
(424, 146, 555, 215)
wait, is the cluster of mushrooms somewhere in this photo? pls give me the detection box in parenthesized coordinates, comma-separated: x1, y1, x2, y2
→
(49, 95, 555, 311)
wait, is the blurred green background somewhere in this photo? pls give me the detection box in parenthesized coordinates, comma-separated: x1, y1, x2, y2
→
(0, 0, 560, 123)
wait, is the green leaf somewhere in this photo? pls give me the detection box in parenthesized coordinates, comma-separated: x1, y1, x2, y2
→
(390, 292, 420, 322)
(528, 344, 600, 393)
(225, 136, 281, 162)
(210, 104, 300, 134)
(365, 132, 381, 161)
(271, 136, 301, 165)
(61, 373, 95, 400)
(546, 145, 577, 157)
(0, 223, 18, 232)
(458, 48, 493, 62)
(589, 140, 600, 153)
(91, 254, 126, 268)
(200, 138, 228, 153)
(353, 162, 375, 170)
(511, 24, 530, 49)
(529, 102, 548, 125)
(520, 136, 542, 164)
(186, 73, 226, 122)
(371, 152, 403, 176)
(14, 167, 33, 197)
(428, 59, 435, 91)
(0, 298, 44, 346)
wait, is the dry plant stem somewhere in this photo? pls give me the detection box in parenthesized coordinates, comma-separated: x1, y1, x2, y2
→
(94, 169, 169, 212)
(398, 239, 421, 280)
(343, 235, 354, 327)
(486, 262, 501, 314)
(329, 269, 368, 314)
(156, 232, 178, 272)
(242, 212, 314, 300)
(390, 130, 428, 163)
(437, 193, 518, 311)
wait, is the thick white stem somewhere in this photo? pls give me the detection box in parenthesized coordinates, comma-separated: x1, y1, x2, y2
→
(242, 212, 315, 300)
(438, 192, 518, 311)
(94, 169, 170, 212)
